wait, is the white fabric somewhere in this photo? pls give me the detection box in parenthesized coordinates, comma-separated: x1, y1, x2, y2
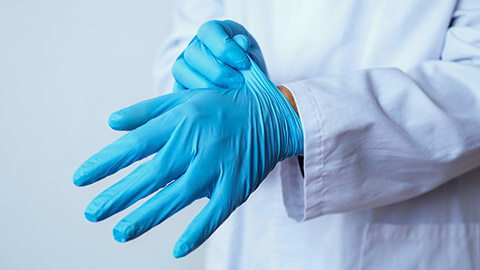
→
(154, 0, 480, 269)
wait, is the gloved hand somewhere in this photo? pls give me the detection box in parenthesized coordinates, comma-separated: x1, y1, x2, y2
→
(172, 20, 267, 91)
(73, 58, 303, 258)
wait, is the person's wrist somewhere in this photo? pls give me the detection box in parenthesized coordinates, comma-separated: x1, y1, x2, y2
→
(277, 86, 299, 116)
(277, 86, 303, 157)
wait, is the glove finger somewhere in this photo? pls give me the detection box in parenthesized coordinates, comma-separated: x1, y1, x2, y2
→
(73, 108, 181, 187)
(184, 37, 243, 89)
(112, 160, 206, 243)
(172, 55, 217, 89)
(108, 90, 193, 131)
(84, 139, 190, 222)
(197, 20, 250, 70)
(172, 81, 186, 92)
(172, 187, 235, 258)
(232, 34, 249, 52)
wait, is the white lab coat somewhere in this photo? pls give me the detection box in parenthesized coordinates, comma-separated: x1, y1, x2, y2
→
(154, 0, 480, 269)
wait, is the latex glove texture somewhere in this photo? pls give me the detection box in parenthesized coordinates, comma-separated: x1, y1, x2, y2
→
(73, 59, 303, 258)
(172, 20, 267, 91)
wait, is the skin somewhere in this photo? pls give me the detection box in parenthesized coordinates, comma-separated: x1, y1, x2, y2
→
(278, 86, 299, 116)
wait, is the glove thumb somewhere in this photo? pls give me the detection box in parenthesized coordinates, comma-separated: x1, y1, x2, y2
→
(233, 34, 250, 52)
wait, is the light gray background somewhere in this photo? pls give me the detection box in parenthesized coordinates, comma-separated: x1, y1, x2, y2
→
(0, 1, 208, 269)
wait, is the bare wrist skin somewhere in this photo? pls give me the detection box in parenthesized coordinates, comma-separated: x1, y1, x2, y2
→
(278, 85, 304, 162)
(278, 86, 299, 116)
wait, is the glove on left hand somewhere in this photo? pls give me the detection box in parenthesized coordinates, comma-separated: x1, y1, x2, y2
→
(73, 58, 303, 258)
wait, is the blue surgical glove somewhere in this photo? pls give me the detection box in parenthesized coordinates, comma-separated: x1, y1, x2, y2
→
(172, 20, 267, 91)
(73, 58, 303, 258)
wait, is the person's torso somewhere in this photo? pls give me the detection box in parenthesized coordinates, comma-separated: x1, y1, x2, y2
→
(205, 1, 480, 269)
(224, 0, 454, 84)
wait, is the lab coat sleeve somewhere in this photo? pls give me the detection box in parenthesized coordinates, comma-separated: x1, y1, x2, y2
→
(280, 2, 480, 222)
(153, 0, 224, 96)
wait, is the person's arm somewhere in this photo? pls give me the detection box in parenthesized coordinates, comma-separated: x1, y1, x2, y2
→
(280, 1, 480, 222)
(153, 0, 224, 95)
(278, 86, 299, 115)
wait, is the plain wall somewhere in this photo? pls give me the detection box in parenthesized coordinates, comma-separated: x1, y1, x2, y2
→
(0, 1, 207, 269)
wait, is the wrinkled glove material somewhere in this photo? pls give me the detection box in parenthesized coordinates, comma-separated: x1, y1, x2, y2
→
(73, 58, 303, 258)
(173, 20, 267, 91)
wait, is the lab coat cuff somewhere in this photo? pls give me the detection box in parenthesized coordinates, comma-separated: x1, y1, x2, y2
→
(280, 81, 326, 222)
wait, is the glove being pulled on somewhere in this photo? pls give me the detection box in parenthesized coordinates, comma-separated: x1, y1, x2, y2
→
(73, 58, 303, 258)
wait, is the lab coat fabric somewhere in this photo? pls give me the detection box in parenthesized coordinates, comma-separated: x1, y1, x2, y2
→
(153, 0, 480, 269)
